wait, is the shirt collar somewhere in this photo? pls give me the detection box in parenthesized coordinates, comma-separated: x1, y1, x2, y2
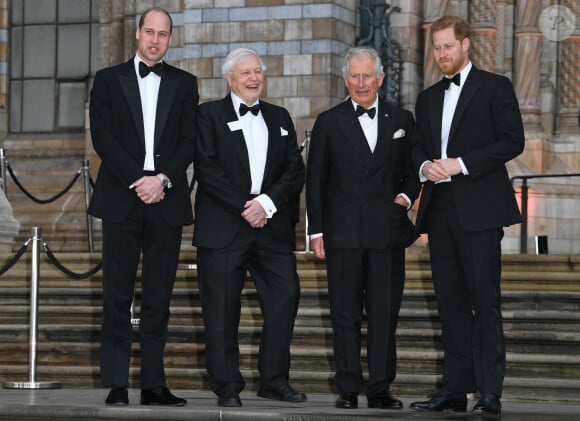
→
(351, 96, 379, 116)
(231, 92, 260, 116)
(134, 53, 163, 76)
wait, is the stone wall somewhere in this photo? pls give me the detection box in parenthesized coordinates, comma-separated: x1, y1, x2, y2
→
(4, 0, 578, 254)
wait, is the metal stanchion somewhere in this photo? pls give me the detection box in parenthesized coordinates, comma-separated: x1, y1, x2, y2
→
(82, 160, 94, 253)
(0, 148, 7, 195)
(3, 227, 62, 389)
(302, 131, 311, 253)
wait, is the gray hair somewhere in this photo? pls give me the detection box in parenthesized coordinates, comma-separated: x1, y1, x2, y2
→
(222, 48, 267, 76)
(341, 46, 383, 77)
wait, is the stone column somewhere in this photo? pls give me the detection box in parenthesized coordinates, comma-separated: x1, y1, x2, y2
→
(513, 0, 543, 131)
(494, 1, 508, 76)
(422, 0, 450, 89)
(555, 0, 580, 139)
(468, 0, 496, 72)
(0, 188, 20, 252)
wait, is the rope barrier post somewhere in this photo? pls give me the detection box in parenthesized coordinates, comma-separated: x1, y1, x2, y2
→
(520, 178, 529, 254)
(2, 227, 62, 389)
(0, 148, 7, 195)
(82, 160, 94, 253)
(302, 130, 311, 253)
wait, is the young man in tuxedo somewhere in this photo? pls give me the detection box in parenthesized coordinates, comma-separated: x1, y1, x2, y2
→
(193, 48, 306, 408)
(409, 16, 524, 416)
(89, 7, 197, 406)
(306, 46, 419, 410)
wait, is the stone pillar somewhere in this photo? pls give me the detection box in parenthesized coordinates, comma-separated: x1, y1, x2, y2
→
(422, 0, 450, 89)
(0, 188, 20, 252)
(555, 1, 580, 139)
(0, 0, 9, 138)
(468, 0, 496, 72)
(513, 0, 543, 132)
(494, 1, 508, 76)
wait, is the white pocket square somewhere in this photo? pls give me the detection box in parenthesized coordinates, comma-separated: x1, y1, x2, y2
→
(393, 129, 406, 139)
(280, 127, 289, 136)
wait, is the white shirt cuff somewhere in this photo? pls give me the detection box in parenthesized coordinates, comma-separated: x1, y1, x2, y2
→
(396, 193, 412, 210)
(457, 157, 469, 175)
(254, 194, 277, 218)
(310, 233, 323, 239)
(419, 160, 430, 183)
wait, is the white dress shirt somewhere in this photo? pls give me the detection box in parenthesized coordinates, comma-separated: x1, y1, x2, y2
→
(352, 97, 379, 152)
(134, 54, 161, 172)
(419, 61, 472, 183)
(230, 93, 277, 218)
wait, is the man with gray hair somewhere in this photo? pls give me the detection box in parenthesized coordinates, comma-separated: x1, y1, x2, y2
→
(306, 46, 419, 410)
(193, 48, 306, 407)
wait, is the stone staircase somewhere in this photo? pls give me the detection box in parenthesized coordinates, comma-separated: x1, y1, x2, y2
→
(1, 251, 579, 404)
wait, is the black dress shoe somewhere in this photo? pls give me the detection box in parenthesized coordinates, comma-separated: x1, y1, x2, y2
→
(367, 391, 403, 410)
(410, 389, 467, 412)
(140, 387, 187, 406)
(472, 393, 501, 415)
(217, 392, 242, 407)
(257, 384, 307, 403)
(335, 393, 358, 409)
(105, 386, 128, 405)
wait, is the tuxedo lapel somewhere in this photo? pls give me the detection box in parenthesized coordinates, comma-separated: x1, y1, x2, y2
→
(449, 67, 482, 144)
(428, 83, 445, 158)
(336, 101, 373, 159)
(154, 63, 179, 150)
(117, 59, 145, 150)
(369, 101, 394, 163)
(259, 102, 276, 185)
(223, 95, 252, 179)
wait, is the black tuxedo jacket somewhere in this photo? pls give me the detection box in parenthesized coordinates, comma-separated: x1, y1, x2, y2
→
(88, 58, 197, 226)
(192, 95, 305, 248)
(306, 99, 419, 249)
(413, 66, 525, 233)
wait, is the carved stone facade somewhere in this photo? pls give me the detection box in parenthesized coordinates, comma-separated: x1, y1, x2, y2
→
(1, 0, 579, 254)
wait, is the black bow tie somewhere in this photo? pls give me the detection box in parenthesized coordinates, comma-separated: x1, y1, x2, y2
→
(355, 105, 376, 119)
(239, 103, 260, 116)
(442, 73, 461, 90)
(139, 61, 162, 78)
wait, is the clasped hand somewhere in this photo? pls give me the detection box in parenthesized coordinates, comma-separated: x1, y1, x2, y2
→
(422, 158, 461, 182)
(241, 200, 268, 228)
(134, 176, 165, 204)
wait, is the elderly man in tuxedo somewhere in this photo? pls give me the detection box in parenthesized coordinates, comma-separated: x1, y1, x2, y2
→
(89, 7, 197, 406)
(193, 48, 306, 408)
(409, 16, 524, 416)
(306, 46, 419, 410)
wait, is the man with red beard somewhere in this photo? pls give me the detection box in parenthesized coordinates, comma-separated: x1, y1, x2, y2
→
(410, 16, 524, 416)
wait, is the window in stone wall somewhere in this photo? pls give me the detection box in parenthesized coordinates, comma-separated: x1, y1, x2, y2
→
(9, 0, 99, 133)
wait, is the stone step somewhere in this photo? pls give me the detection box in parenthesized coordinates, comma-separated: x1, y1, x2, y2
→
(1, 254, 580, 292)
(2, 364, 580, 404)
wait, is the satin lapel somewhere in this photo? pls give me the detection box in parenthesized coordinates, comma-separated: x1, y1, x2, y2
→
(367, 101, 394, 173)
(448, 67, 481, 144)
(259, 103, 276, 185)
(223, 95, 251, 179)
(154, 64, 179, 150)
(428, 83, 445, 159)
(117, 60, 145, 151)
(336, 101, 373, 159)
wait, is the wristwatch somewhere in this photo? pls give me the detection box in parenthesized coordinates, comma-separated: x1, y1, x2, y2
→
(156, 174, 169, 191)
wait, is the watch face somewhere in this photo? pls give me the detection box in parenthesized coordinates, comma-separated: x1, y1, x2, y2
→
(161, 178, 169, 187)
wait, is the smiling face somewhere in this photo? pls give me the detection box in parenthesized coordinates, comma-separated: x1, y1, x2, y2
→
(135, 10, 172, 66)
(343, 55, 384, 109)
(431, 27, 470, 77)
(225, 54, 264, 105)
